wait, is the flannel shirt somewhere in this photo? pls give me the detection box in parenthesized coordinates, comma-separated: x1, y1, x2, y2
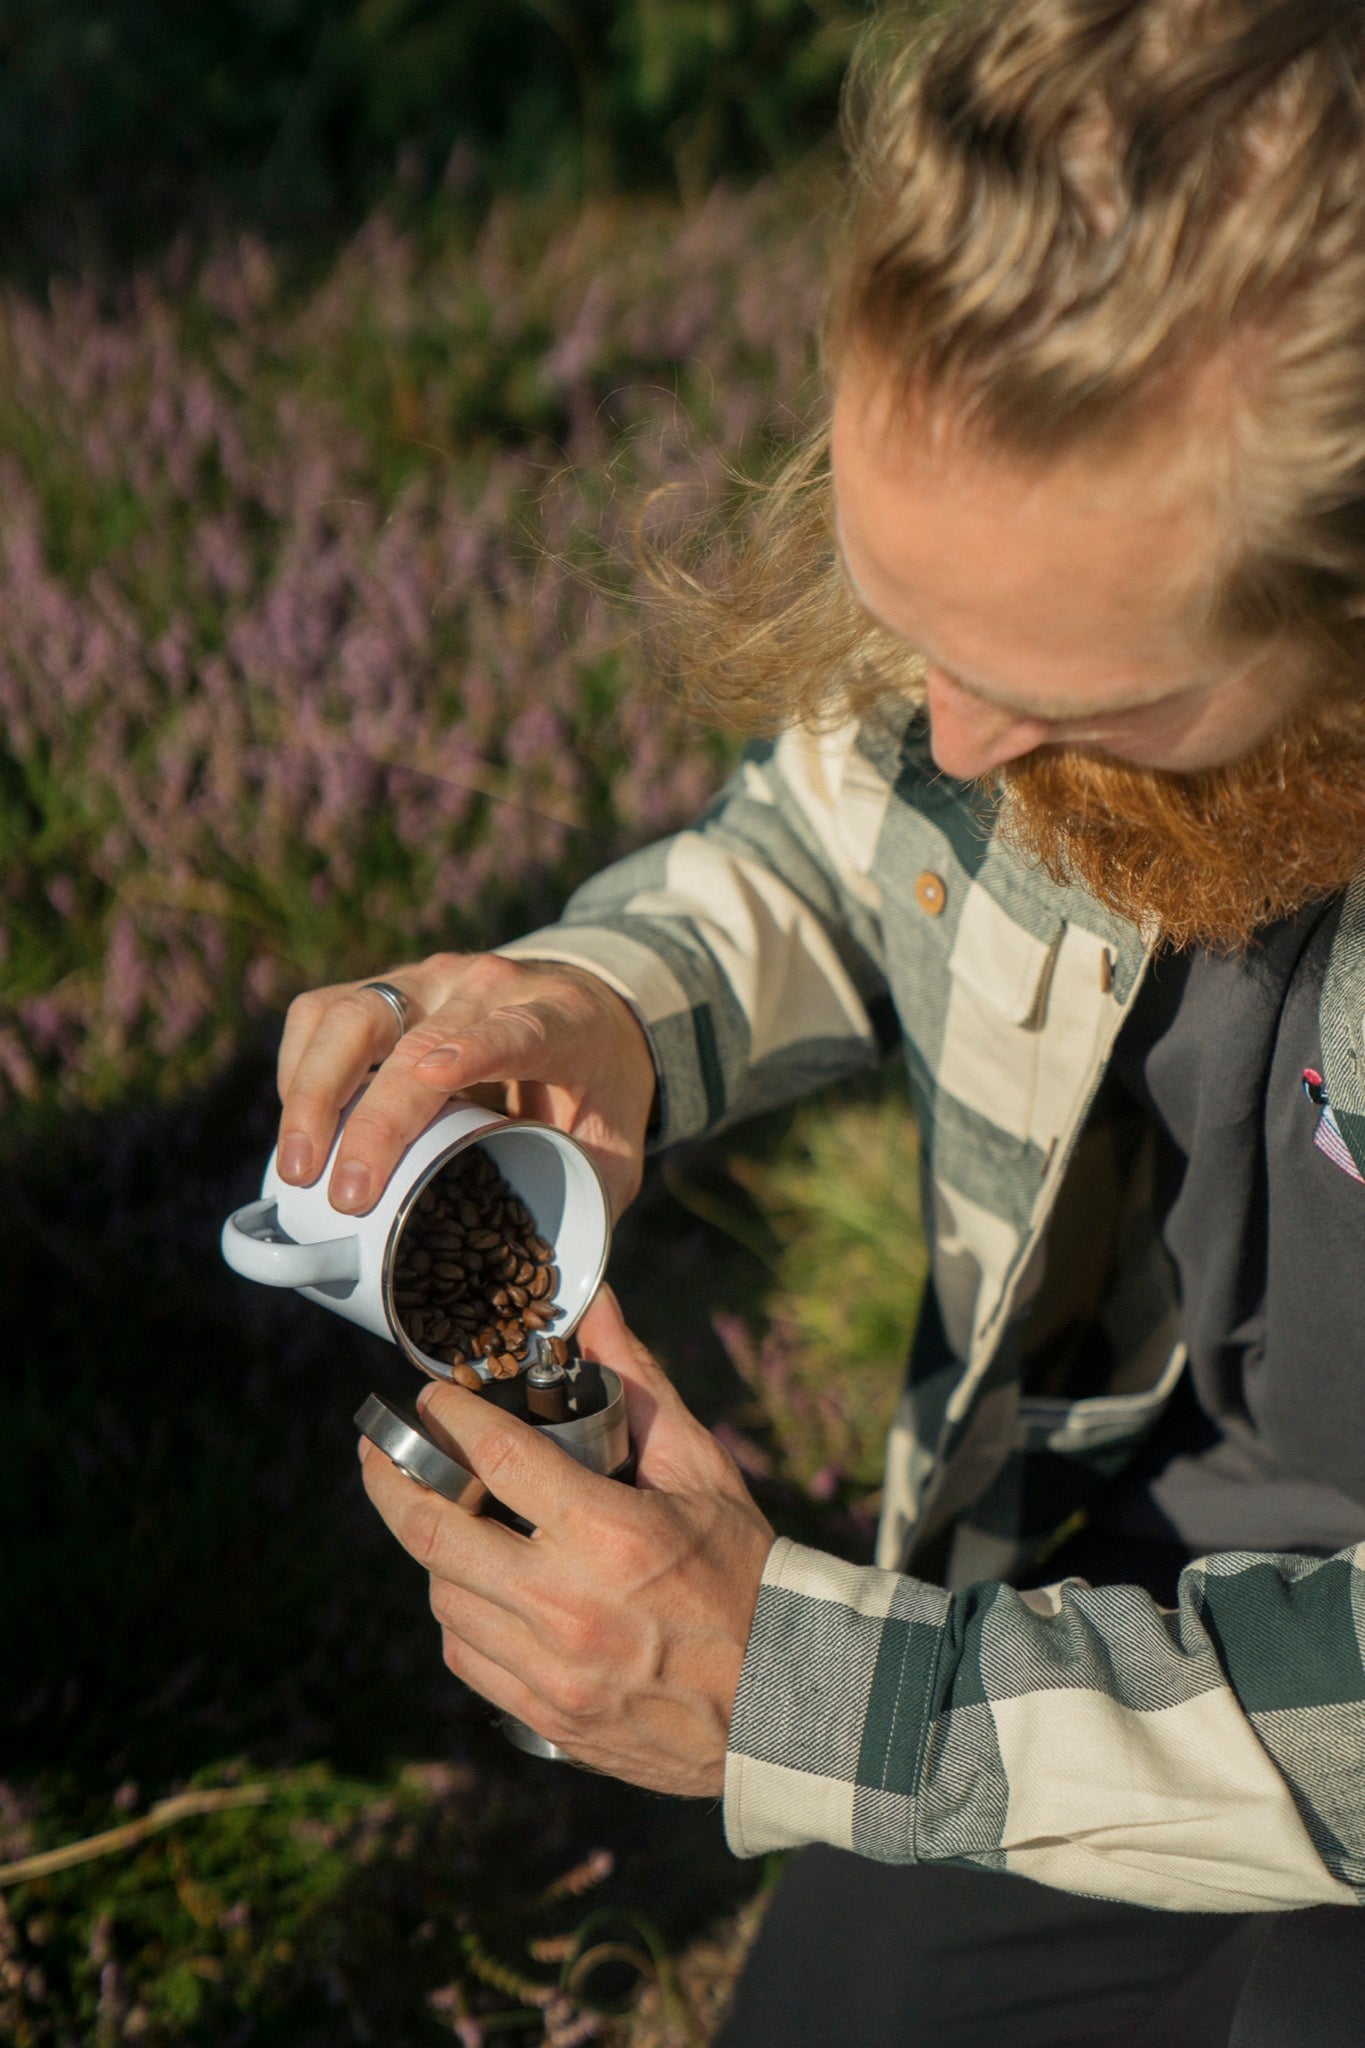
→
(502, 701, 1365, 1914)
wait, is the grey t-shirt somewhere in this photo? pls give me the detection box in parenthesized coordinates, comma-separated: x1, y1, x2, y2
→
(1097, 898, 1365, 1556)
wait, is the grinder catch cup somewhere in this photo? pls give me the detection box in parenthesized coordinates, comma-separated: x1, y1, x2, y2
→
(220, 1090, 630, 1760)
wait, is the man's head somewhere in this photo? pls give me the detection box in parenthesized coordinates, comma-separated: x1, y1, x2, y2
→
(825, 0, 1365, 946)
(659, 0, 1365, 949)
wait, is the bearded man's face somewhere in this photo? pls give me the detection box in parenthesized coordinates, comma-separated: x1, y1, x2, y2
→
(830, 357, 1365, 948)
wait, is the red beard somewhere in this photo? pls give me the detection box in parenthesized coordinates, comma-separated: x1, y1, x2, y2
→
(996, 706, 1365, 950)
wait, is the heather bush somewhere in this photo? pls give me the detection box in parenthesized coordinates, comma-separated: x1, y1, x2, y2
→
(0, 176, 830, 1115)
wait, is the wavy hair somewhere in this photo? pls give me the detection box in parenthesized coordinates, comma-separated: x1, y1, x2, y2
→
(646, 0, 1365, 733)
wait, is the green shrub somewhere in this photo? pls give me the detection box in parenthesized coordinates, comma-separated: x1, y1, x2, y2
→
(1, 0, 878, 266)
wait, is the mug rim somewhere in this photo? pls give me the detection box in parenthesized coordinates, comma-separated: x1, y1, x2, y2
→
(382, 1117, 612, 1379)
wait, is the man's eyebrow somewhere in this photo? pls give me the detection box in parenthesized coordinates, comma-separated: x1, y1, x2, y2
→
(834, 519, 1212, 724)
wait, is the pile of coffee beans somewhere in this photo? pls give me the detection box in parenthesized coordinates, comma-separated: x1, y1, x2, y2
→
(390, 1144, 562, 1389)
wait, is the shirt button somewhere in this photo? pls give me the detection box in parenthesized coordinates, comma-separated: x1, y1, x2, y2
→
(915, 870, 947, 917)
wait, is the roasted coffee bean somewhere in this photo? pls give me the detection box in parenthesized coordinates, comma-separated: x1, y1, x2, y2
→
(393, 1142, 567, 1375)
(451, 1362, 483, 1392)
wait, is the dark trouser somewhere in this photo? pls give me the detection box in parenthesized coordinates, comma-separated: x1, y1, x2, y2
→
(714, 1848, 1365, 2047)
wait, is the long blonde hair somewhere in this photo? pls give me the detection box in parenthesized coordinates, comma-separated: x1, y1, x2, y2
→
(647, 0, 1365, 733)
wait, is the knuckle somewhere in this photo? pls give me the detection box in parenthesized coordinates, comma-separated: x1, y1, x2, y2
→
(545, 1667, 600, 1722)
(423, 948, 476, 980)
(534, 1586, 606, 1664)
(601, 1526, 653, 1586)
(285, 987, 329, 1025)
(341, 1100, 406, 1152)
(280, 1077, 334, 1119)
(474, 1428, 524, 1492)
(402, 1499, 447, 1572)
(451, 952, 510, 997)
(337, 986, 394, 1027)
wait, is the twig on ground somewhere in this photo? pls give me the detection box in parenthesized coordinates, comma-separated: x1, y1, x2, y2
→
(0, 1785, 271, 1889)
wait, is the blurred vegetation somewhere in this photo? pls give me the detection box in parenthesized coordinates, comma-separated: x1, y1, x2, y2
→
(0, 1053, 918, 2041)
(2, 0, 880, 276)
(0, 1, 948, 2037)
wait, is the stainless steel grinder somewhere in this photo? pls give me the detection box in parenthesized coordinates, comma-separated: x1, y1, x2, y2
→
(355, 1340, 634, 1761)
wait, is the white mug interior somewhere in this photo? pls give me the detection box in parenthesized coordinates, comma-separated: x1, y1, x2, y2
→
(390, 1121, 610, 1379)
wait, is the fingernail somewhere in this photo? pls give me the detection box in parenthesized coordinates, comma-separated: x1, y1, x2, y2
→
(415, 1383, 435, 1414)
(279, 1133, 312, 1182)
(413, 1044, 461, 1073)
(331, 1162, 372, 1212)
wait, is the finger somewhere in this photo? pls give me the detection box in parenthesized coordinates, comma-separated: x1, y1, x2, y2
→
(415, 1378, 618, 1539)
(577, 1287, 743, 1495)
(324, 992, 575, 1214)
(576, 1285, 679, 1458)
(438, 1627, 567, 1748)
(278, 983, 420, 1195)
(358, 1432, 533, 1610)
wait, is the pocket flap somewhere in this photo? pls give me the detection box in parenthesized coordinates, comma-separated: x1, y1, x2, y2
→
(949, 884, 1064, 1028)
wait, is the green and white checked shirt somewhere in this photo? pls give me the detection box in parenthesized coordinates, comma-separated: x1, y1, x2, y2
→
(503, 701, 1365, 1915)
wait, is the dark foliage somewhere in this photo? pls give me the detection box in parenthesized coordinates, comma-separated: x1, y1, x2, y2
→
(1, 0, 871, 273)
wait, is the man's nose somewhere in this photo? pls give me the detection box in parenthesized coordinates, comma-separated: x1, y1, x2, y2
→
(924, 667, 1051, 779)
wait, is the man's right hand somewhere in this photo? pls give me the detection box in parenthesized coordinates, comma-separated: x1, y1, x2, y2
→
(274, 952, 658, 1220)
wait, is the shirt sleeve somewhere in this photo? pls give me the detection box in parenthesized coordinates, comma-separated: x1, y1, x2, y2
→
(724, 1536, 1365, 1914)
(497, 724, 901, 1147)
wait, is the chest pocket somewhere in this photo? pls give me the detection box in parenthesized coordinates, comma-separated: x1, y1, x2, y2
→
(933, 884, 1063, 1146)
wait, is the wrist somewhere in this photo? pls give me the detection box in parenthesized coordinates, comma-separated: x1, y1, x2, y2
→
(551, 964, 661, 1129)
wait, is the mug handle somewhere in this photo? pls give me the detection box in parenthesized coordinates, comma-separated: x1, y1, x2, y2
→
(220, 1198, 361, 1289)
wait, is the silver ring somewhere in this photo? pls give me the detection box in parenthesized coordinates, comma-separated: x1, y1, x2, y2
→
(358, 980, 411, 1039)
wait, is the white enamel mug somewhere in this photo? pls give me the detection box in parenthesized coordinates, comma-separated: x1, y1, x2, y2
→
(220, 1094, 611, 1378)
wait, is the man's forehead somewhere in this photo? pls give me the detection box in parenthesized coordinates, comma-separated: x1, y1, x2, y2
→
(829, 362, 1244, 712)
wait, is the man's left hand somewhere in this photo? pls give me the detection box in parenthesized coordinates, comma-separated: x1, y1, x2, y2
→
(358, 1285, 776, 1796)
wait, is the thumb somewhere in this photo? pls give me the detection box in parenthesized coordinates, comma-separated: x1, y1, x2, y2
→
(576, 1284, 691, 1478)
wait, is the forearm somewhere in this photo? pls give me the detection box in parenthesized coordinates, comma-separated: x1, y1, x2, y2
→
(725, 1537, 1365, 1914)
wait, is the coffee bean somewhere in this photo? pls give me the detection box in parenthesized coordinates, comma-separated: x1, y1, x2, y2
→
(451, 1362, 483, 1391)
(393, 1142, 568, 1379)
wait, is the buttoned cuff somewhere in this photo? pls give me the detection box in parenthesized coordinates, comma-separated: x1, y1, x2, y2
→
(723, 1537, 950, 1862)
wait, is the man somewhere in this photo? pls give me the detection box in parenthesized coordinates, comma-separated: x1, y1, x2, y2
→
(274, 0, 1365, 2038)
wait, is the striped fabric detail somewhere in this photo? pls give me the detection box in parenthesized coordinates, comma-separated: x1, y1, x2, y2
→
(1314, 1103, 1365, 1184)
(509, 712, 1365, 1911)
